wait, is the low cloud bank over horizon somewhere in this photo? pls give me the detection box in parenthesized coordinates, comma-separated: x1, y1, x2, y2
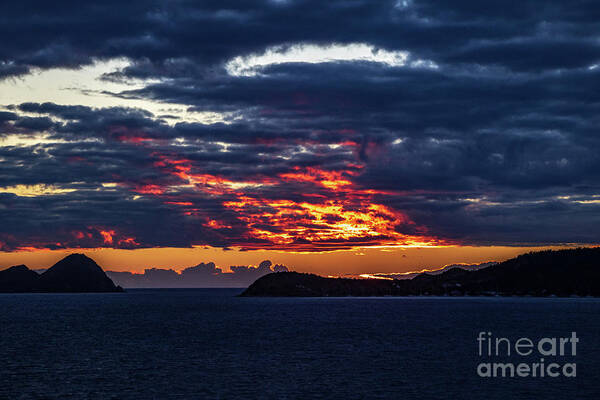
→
(105, 260, 288, 288)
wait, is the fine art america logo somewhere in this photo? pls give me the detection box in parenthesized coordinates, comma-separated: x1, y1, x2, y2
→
(477, 332, 578, 378)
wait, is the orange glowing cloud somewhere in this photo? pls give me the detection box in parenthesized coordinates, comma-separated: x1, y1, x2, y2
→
(136, 184, 165, 195)
(99, 230, 115, 244)
(279, 166, 354, 190)
(153, 154, 276, 196)
(165, 201, 194, 206)
(205, 219, 233, 229)
(223, 196, 443, 251)
(73, 228, 140, 249)
(93, 151, 446, 252)
(117, 237, 141, 247)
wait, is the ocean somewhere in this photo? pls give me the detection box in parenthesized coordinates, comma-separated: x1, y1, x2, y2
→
(1, 290, 599, 399)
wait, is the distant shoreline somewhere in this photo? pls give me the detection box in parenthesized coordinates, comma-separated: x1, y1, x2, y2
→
(240, 248, 600, 297)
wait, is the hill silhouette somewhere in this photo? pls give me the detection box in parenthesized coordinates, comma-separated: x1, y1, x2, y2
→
(240, 247, 600, 297)
(0, 254, 123, 293)
(0, 265, 40, 292)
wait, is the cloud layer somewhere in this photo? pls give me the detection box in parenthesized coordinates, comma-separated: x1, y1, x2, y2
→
(1, 1, 599, 251)
(106, 260, 288, 288)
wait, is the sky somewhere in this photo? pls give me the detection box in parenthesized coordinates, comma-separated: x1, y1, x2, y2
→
(0, 1, 599, 279)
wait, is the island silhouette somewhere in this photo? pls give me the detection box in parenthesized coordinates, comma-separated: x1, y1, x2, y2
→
(241, 248, 600, 297)
(0, 253, 123, 293)
(2, 248, 599, 295)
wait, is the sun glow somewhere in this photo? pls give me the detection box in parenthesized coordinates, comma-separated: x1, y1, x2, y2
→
(225, 43, 438, 77)
(0, 184, 76, 197)
(0, 58, 226, 125)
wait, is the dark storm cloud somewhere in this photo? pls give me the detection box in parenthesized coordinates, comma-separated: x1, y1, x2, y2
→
(1, 1, 598, 78)
(0, 187, 251, 251)
(0, 111, 18, 130)
(1, 1, 599, 249)
(115, 61, 600, 193)
(0, 62, 29, 79)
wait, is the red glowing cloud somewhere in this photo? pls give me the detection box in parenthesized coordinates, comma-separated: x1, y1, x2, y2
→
(100, 229, 115, 244)
(136, 152, 447, 251)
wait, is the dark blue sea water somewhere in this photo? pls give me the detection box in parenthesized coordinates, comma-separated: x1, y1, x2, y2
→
(1, 290, 599, 399)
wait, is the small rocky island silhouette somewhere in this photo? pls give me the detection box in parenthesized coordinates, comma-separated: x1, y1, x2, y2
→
(0, 254, 123, 293)
(241, 248, 600, 297)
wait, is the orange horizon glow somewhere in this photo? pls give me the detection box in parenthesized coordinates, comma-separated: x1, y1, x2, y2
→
(0, 244, 588, 276)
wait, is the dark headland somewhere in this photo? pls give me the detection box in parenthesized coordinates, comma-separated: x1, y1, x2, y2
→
(240, 248, 600, 297)
(0, 253, 123, 293)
